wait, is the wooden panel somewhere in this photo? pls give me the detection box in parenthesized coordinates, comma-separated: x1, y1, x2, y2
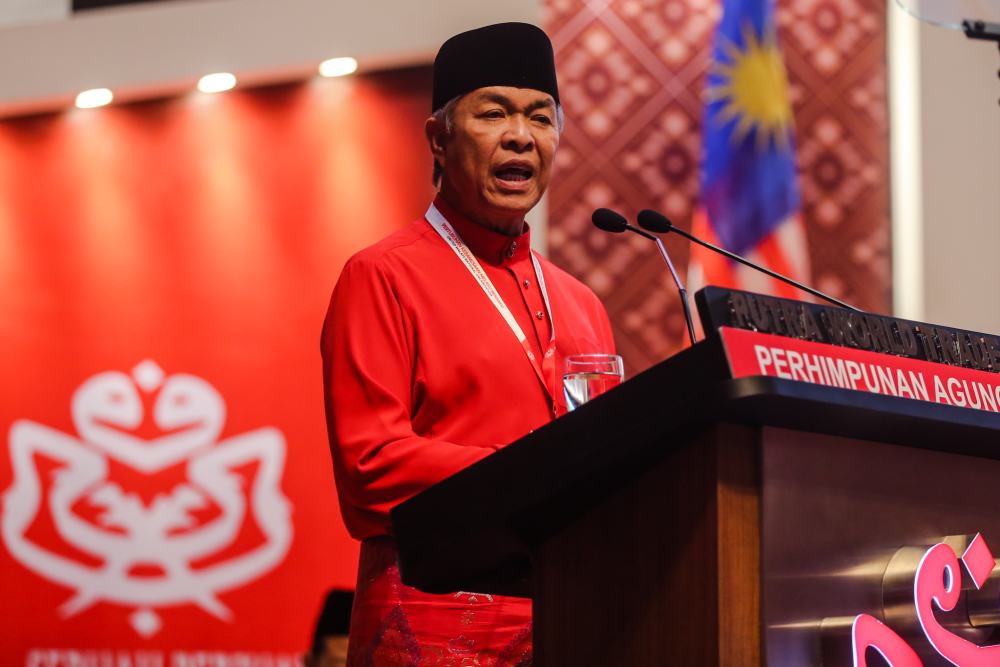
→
(717, 427, 762, 667)
(532, 424, 762, 666)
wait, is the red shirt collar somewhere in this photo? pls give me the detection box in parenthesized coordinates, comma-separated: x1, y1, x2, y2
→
(432, 195, 532, 267)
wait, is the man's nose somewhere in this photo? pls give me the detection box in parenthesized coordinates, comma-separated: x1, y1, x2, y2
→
(502, 117, 534, 152)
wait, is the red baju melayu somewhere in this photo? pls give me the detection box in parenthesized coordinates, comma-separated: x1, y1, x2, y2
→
(321, 196, 615, 666)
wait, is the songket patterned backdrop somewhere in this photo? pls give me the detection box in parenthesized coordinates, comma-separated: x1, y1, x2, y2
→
(543, 0, 891, 374)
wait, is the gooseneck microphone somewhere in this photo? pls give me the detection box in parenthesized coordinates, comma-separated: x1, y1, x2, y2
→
(591, 208, 698, 345)
(636, 209, 859, 312)
(591, 207, 632, 234)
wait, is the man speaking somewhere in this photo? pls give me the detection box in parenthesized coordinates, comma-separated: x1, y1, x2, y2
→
(322, 22, 615, 665)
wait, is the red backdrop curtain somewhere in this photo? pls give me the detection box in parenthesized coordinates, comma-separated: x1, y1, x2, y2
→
(0, 67, 433, 664)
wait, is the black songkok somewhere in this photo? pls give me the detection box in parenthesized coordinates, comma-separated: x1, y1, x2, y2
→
(432, 22, 560, 112)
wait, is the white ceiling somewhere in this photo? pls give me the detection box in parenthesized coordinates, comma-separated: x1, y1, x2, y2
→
(0, 0, 540, 116)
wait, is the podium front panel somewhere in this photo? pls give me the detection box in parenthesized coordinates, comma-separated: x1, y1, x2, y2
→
(761, 426, 1000, 667)
(391, 312, 1000, 667)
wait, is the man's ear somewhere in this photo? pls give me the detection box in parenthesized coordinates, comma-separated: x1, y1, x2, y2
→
(425, 115, 448, 168)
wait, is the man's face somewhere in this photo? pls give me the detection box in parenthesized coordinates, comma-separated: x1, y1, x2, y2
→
(429, 86, 559, 232)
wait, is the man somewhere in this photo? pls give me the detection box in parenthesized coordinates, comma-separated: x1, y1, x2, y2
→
(322, 22, 615, 666)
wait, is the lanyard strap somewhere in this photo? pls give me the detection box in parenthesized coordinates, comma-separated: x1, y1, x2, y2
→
(425, 203, 555, 386)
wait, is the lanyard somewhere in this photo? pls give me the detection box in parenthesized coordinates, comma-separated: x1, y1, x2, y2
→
(425, 203, 556, 395)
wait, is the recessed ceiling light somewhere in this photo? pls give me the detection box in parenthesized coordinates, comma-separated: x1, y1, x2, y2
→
(75, 88, 113, 109)
(198, 72, 237, 94)
(319, 57, 358, 78)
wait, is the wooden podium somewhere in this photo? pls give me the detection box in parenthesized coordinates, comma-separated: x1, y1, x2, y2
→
(391, 320, 1000, 666)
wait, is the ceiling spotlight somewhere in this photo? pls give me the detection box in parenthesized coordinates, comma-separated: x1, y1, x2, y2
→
(319, 57, 358, 78)
(75, 88, 113, 109)
(198, 72, 237, 94)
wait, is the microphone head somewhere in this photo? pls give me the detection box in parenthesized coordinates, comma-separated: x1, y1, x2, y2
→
(637, 209, 674, 234)
(591, 208, 629, 234)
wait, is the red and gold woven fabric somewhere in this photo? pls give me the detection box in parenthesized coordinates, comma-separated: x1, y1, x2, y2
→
(346, 538, 532, 667)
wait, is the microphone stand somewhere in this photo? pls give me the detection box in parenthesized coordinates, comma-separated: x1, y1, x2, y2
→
(591, 208, 698, 345)
(630, 226, 698, 345)
(663, 223, 859, 312)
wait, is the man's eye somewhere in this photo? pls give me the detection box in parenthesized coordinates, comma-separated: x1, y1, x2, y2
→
(533, 115, 554, 125)
(483, 109, 505, 119)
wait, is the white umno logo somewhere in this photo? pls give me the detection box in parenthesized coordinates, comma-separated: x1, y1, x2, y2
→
(1, 360, 292, 637)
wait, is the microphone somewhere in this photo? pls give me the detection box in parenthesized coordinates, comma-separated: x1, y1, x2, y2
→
(591, 208, 697, 345)
(636, 209, 859, 312)
(591, 207, 630, 234)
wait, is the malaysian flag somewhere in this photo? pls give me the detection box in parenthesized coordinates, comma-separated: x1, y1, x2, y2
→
(687, 0, 809, 302)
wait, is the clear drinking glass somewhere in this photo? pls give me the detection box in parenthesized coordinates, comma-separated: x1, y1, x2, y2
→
(562, 354, 625, 411)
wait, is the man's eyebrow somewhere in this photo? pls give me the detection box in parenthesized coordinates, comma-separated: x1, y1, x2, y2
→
(481, 92, 513, 107)
(525, 98, 556, 113)
(478, 93, 555, 113)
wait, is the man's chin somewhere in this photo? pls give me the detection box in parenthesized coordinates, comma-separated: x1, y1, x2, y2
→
(487, 191, 541, 214)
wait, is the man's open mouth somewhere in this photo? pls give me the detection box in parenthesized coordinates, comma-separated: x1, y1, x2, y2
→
(495, 165, 534, 182)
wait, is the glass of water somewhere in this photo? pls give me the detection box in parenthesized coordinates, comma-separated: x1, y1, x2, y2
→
(563, 354, 624, 411)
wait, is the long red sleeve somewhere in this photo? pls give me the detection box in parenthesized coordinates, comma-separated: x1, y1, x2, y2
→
(322, 257, 497, 538)
(322, 202, 616, 539)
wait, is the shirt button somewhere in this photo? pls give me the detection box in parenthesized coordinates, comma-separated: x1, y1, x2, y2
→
(506, 241, 517, 259)
(536, 310, 544, 320)
(523, 279, 531, 289)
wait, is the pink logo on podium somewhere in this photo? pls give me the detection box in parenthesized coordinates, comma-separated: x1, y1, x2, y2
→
(853, 533, 1000, 667)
